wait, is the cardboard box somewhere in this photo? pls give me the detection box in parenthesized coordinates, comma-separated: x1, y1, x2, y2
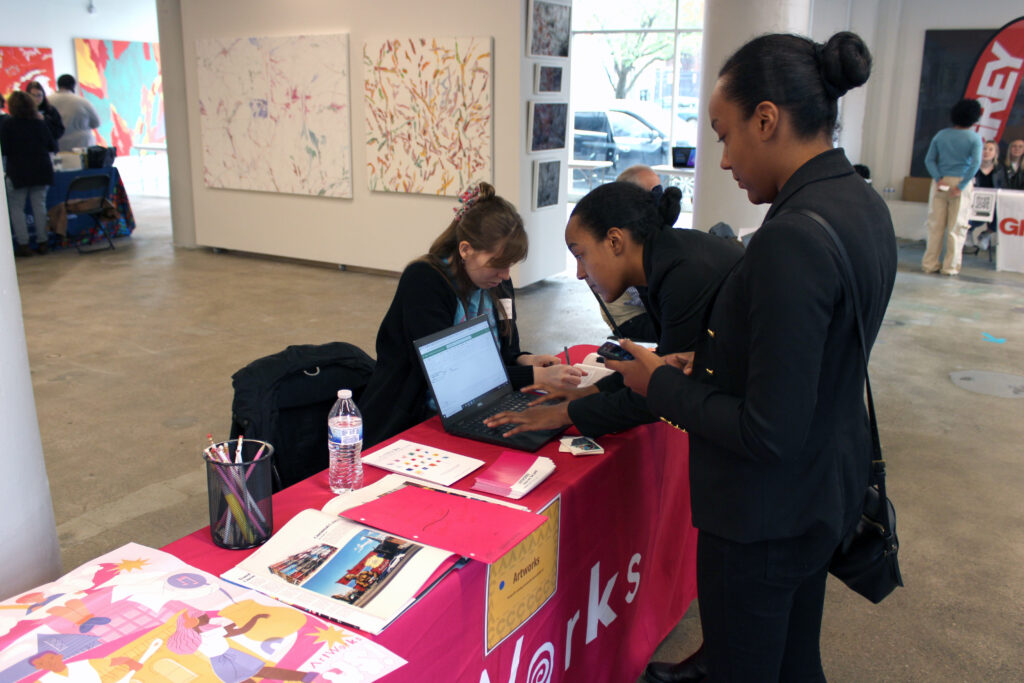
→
(902, 176, 931, 203)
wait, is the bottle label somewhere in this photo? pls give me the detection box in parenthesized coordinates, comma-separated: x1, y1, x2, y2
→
(330, 424, 362, 446)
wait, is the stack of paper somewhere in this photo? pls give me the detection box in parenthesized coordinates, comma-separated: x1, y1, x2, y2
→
(471, 451, 556, 499)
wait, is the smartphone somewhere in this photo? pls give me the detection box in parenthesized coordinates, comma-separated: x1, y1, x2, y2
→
(596, 341, 635, 362)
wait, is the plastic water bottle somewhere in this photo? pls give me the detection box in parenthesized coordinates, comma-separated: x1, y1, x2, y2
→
(327, 389, 363, 493)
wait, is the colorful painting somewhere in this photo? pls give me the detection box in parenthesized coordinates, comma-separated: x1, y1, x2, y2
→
(533, 159, 561, 209)
(74, 38, 164, 156)
(533, 64, 564, 95)
(364, 37, 493, 196)
(0, 543, 406, 682)
(0, 46, 54, 97)
(196, 34, 353, 198)
(528, 0, 572, 58)
(528, 101, 568, 152)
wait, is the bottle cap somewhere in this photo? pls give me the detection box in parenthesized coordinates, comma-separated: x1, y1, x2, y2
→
(338, 389, 352, 399)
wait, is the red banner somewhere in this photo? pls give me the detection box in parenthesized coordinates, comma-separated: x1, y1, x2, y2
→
(964, 17, 1024, 142)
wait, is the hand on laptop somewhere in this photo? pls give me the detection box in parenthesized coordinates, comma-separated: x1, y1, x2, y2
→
(484, 403, 573, 437)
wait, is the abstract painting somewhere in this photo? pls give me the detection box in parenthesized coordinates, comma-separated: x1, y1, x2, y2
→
(533, 64, 565, 95)
(0, 46, 54, 97)
(196, 34, 353, 198)
(528, 0, 571, 58)
(533, 159, 561, 210)
(74, 39, 164, 156)
(364, 37, 493, 196)
(528, 102, 568, 152)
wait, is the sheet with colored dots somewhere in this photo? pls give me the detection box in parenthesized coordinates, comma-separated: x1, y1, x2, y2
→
(362, 439, 485, 486)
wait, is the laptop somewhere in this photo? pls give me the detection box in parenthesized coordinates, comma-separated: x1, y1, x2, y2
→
(413, 316, 566, 452)
(671, 145, 696, 169)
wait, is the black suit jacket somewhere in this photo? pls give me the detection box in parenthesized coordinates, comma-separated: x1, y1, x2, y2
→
(360, 260, 532, 448)
(647, 148, 897, 543)
(569, 227, 743, 437)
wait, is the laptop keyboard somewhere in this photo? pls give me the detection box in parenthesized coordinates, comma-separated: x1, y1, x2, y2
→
(455, 393, 535, 436)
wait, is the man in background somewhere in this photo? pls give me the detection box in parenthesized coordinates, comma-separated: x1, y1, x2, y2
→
(48, 74, 100, 151)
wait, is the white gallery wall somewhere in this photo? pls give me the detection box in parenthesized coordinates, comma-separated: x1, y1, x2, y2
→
(171, 0, 569, 285)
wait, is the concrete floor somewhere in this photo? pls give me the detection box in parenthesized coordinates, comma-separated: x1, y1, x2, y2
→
(13, 197, 1024, 680)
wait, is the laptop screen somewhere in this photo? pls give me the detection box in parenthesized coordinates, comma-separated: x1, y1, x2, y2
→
(415, 316, 510, 419)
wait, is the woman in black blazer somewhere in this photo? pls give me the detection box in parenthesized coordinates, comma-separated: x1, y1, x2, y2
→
(615, 33, 898, 681)
(2, 90, 57, 256)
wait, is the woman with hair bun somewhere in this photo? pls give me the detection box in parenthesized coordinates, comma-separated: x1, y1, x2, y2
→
(359, 181, 582, 448)
(483, 180, 742, 438)
(610, 32, 897, 681)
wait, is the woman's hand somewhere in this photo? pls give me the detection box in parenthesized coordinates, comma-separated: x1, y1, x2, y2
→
(517, 353, 563, 367)
(533, 363, 584, 389)
(520, 382, 599, 406)
(484, 403, 573, 437)
(603, 339, 666, 397)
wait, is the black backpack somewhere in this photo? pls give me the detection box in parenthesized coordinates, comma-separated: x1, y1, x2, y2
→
(229, 342, 375, 491)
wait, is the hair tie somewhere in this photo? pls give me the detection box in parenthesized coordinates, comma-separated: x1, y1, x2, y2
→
(453, 185, 482, 222)
(814, 44, 843, 100)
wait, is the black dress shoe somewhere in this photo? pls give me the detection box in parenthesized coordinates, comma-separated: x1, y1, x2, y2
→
(644, 645, 707, 683)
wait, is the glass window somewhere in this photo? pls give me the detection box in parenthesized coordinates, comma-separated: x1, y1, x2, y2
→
(569, 0, 704, 199)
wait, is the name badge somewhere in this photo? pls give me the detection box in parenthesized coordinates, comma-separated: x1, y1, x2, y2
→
(499, 298, 514, 319)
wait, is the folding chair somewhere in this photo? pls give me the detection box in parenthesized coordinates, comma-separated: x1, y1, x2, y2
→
(64, 173, 115, 253)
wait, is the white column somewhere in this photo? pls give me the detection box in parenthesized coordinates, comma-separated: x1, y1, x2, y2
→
(156, 0, 197, 248)
(0, 188, 62, 599)
(692, 0, 813, 233)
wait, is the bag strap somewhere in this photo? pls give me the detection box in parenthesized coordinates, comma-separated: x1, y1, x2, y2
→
(785, 209, 887, 493)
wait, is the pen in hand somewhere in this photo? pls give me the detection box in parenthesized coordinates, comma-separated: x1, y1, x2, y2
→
(564, 346, 571, 366)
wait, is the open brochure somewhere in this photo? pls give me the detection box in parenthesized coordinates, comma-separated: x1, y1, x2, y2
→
(222, 475, 528, 634)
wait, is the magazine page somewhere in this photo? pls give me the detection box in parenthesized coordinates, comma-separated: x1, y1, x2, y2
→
(0, 543, 406, 682)
(222, 509, 453, 635)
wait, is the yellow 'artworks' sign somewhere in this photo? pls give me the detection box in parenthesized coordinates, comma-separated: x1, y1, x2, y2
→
(484, 496, 560, 652)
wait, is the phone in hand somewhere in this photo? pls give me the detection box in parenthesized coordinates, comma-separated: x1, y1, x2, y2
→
(596, 341, 635, 362)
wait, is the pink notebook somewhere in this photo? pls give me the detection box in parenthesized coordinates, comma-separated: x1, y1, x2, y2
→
(471, 451, 556, 499)
(340, 485, 545, 563)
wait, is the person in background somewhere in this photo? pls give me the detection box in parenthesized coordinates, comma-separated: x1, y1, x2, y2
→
(49, 74, 101, 151)
(1004, 137, 1024, 190)
(24, 80, 65, 143)
(921, 99, 983, 276)
(606, 31, 895, 681)
(2, 91, 56, 256)
(0, 93, 9, 126)
(965, 140, 1006, 254)
(358, 181, 582, 448)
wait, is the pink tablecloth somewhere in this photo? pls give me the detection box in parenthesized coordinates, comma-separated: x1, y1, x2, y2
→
(163, 358, 697, 682)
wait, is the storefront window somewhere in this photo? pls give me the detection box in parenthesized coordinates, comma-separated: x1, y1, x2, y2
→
(568, 0, 704, 204)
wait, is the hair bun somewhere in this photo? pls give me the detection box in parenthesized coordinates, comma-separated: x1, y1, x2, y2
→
(476, 181, 497, 202)
(658, 186, 682, 228)
(819, 31, 871, 99)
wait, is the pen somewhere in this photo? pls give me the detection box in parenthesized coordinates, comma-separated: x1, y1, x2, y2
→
(564, 346, 571, 365)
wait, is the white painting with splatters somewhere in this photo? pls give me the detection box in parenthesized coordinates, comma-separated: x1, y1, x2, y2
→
(196, 34, 353, 198)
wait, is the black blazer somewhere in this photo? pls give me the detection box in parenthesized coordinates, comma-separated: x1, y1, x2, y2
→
(647, 148, 897, 543)
(568, 227, 743, 437)
(1, 117, 57, 188)
(359, 260, 532, 448)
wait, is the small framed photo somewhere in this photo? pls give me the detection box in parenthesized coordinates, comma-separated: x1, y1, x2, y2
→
(528, 0, 571, 58)
(533, 63, 565, 95)
(533, 159, 561, 210)
(528, 101, 568, 153)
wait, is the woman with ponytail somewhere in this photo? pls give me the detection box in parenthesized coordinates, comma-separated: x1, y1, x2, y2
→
(483, 180, 742, 437)
(606, 32, 897, 681)
(360, 182, 582, 448)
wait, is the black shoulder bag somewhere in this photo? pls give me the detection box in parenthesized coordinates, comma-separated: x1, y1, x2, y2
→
(791, 208, 904, 603)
